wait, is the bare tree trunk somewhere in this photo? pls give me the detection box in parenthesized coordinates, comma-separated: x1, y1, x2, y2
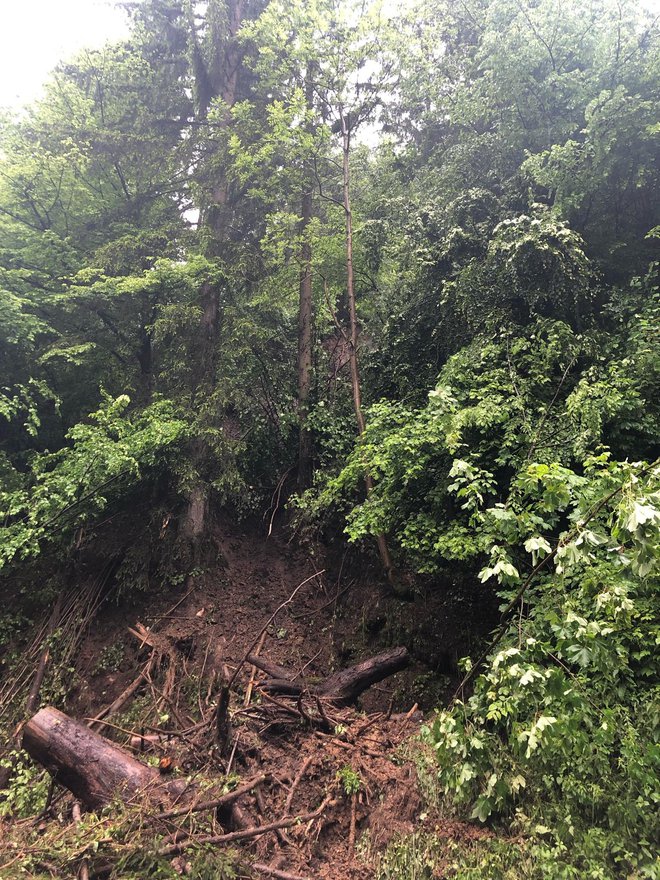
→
(182, 0, 246, 548)
(296, 69, 318, 492)
(297, 187, 314, 491)
(340, 108, 395, 583)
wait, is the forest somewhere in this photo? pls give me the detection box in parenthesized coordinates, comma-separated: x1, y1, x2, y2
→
(0, 0, 658, 877)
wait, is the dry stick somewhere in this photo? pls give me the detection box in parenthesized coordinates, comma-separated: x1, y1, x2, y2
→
(297, 648, 323, 679)
(72, 802, 90, 880)
(355, 712, 383, 738)
(153, 775, 270, 822)
(266, 468, 292, 538)
(284, 756, 314, 815)
(87, 654, 155, 730)
(252, 865, 310, 880)
(158, 796, 337, 856)
(226, 733, 240, 775)
(290, 579, 355, 621)
(244, 631, 268, 708)
(258, 690, 302, 717)
(144, 667, 190, 730)
(227, 570, 325, 691)
(246, 655, 293, 681)
(146, 583, 197, 637)
(253, 783, 290, 847)
(314, 696, 334, 730)
(348, 792, 357, 852)
(451, 458, 660, 702)
(404, 702, 419, 721)
(25, 592, 64, 717)
(83, 717, 168, 752)
(197, 638, 212, 716)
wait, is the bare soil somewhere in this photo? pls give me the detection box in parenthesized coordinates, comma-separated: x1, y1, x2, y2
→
(3, 515, 498, 879)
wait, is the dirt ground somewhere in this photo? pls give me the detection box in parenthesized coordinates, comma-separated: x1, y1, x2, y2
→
(4, 515, 498, 879)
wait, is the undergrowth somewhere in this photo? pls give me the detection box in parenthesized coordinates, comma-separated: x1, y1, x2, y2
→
(0, 793, 244, 880)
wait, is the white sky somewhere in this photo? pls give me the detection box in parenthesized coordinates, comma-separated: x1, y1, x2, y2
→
(0, 0, 129, 109)
(1, 0, 659, 110)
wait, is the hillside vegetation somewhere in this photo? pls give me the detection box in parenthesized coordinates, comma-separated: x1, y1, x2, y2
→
(0, 1, 658, 878)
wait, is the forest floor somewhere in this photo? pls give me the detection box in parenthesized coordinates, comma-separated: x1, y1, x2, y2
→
(0, 517, 498, 879)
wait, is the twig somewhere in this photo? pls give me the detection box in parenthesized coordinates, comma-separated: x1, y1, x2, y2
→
(87, 654, 155, 730)
(157, 796, 337, 855)
(148, 583, 197, 632)
(252, 865, 311, 880)
(355, 713, 383, 738)
(285, 757, 314, 815)
(314, 696, 334, 731)
(25, 593, 64, 716)
(348, 792, 357, 851)
(244, 631, 268, 707)
(404, 702, 419, 720)
(226, 733, 240, 775)
(72, 802, 90, 880)
(266, 468, 292, 538)
(526, 358, 575, 461)
(153, 774, 270, 822)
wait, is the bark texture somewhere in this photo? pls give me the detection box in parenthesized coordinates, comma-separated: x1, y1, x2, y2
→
(250, 646, 410, 705)
(22, 707, 190, 810)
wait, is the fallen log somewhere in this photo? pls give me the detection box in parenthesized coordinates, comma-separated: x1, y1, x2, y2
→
(318, 647, 410, 703)
(254, 647, 410, 705)
(246, 655, 294, 681)
(23, 707, 191, 811)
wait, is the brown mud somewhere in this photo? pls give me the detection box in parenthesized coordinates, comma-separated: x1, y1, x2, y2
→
(1, 516, 498, 879)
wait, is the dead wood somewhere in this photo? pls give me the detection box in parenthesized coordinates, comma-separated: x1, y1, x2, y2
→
(246, 655, 294, 681)
(26, 593, 64, 718)
(216, 682, 232, 754)
(284, 756, 314, 815)
(317, 647, 410, 703)
(157, 795, 337, 856)
(260, 679, 304, 696)
(72, 802, 90, 880)
(254, 647, 410, 705)
(153, 774, 270, 822)
(349, 791, 357, 851)
(244, 632, 268, 707)
(23, 707, 191, 811)
(88, 654, 155, 731)
(227, 571, 325, 692)
(252, 865, 310, 880)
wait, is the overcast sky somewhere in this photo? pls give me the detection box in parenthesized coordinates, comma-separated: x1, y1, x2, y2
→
(0, 0, 129, 109)
(1, 0, 659, 110)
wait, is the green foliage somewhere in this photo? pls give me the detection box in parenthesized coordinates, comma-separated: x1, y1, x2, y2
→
(92, 642, 126, 675)
(336, 764, 362, 796)
(0, 2, 658, 875)
(0, 395, 186, 569)
(423, 458, 660, 878)
(0, 752, 49, 819)
(316, 299, 659, 574)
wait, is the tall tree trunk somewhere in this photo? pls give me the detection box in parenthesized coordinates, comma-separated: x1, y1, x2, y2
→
(297, 71, 316, 492)
(136, 326, 153, 404)
(297, 186, 314, 491)
(339, 108, 395, 582)
(182, 0, 246, 551)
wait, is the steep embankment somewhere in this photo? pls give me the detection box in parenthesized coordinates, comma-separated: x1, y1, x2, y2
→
(0, 519, 497, 879)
